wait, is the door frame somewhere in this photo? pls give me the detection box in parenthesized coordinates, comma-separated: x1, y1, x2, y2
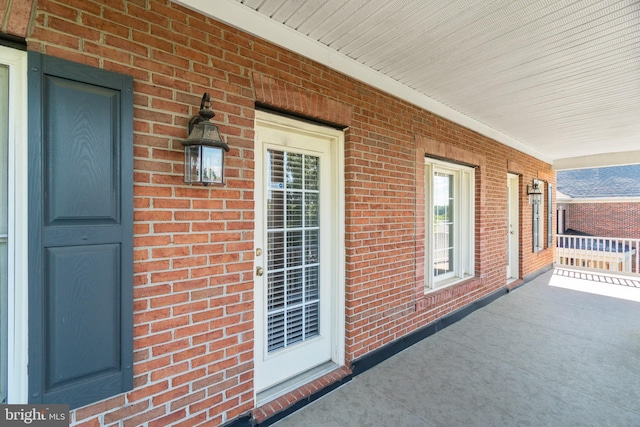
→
(507, 173, 520, 281)
(1, 45, 29, 404)
(253, 110, 345, 399)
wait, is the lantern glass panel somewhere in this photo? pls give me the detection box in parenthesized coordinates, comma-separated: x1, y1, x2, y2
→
(531, 193, 542, 205)
(201, 146, 224, 184)
(184, 145, 201, 183)
(201, 122, 223, 142)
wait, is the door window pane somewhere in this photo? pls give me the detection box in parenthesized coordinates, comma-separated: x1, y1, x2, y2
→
(305, 192, 319, 227)
(286, 191, 303, 228)
(285, 152, 303, 189)
(266, 150, 321, 353)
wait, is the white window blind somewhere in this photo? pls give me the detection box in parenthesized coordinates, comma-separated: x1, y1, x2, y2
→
(266, 150, 320, 353)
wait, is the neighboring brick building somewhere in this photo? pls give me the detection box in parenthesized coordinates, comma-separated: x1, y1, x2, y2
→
(1, 1, 555, 426)
(557, 165, 640, 239)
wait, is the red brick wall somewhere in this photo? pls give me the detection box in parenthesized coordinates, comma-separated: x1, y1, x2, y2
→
(0, 0, 35, 39)
(22, 1, 555, 425)
(560, 202, 640, 239)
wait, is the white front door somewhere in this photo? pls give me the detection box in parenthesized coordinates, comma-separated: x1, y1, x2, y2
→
(254, 112, 344, 395)
(507, 174, 519, 280)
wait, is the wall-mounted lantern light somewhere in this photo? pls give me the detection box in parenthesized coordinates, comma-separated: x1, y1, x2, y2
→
(527, 180, 543, 205)
(182, 93, 229, 186)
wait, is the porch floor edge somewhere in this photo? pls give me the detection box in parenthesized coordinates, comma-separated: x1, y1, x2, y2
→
(252, 366, 353, 426)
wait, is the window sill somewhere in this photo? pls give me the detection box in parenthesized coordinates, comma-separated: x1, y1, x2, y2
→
(424, 274, 475, 295)
(416, 275, 484, 313)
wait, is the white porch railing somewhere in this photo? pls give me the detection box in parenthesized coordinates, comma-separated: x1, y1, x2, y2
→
(556, 234, 639, 275)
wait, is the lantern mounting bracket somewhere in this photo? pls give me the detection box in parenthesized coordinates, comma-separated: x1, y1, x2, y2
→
(188, 93, 216, 134)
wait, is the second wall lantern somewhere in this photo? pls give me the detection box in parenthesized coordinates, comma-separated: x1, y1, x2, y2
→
(182, 93, 229, 186)
(527, 180, 543, 205)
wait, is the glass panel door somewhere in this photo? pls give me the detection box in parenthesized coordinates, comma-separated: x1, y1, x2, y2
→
(254, 112, 340, 395)
(266, 150, 320, 353)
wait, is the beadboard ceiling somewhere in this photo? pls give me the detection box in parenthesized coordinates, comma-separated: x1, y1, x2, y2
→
(174, 0, 640, 169)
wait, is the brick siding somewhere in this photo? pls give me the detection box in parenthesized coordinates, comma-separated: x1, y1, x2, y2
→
(0, 0, 35, 39)
(560, 202, 640, 239)
(6, 0, 558, 425)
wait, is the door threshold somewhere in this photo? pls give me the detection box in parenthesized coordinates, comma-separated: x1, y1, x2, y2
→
(256, 361, 339, 407)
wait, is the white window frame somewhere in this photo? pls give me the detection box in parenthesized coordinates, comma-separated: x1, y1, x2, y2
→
(1, 45, 29, 404)
(425, 158, 475, 291)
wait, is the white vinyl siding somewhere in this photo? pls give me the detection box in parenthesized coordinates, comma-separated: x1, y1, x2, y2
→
(425, 159, 475, 291)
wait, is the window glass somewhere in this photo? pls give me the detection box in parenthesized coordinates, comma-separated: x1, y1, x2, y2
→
(433, 172, 454, 279)
(426, 159, 474, 290)
(266, 150, 321, 352)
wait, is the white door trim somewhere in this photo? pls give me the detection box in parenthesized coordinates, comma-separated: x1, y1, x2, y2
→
(253, 110, 345, 398)
(1, 45, 29, 404)
(507, 173, 519, 281)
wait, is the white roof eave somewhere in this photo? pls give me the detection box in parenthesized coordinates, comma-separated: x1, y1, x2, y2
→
(173, 0, 552, 164)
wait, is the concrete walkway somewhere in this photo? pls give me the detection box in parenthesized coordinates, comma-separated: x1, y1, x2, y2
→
(274, 269, 640, 427)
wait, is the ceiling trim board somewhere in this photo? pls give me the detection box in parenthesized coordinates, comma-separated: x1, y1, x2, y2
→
(554, 150, 640, 170)
(172, 0, 552, 164)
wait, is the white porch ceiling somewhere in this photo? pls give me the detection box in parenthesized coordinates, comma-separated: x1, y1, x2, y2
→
(175, 0, 640, 169)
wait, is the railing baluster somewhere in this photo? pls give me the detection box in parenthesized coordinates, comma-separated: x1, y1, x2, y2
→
(631, 239, 640, 274)
(556, 234, 640, 276)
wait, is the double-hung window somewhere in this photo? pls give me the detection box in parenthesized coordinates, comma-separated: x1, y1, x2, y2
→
(425, 158, 475, 291)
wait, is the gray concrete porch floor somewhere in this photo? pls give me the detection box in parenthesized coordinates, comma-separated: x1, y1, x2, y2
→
(274, 269, 640, 427)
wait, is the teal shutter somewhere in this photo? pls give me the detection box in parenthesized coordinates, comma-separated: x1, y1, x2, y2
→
(28, 52, 133, 409)
(533, 202, 539, 252)
(547, 183, 553, 247)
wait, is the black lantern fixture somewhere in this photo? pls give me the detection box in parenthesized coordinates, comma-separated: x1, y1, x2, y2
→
(527, 180, 543, 205)
(182, 93, 229, 186)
